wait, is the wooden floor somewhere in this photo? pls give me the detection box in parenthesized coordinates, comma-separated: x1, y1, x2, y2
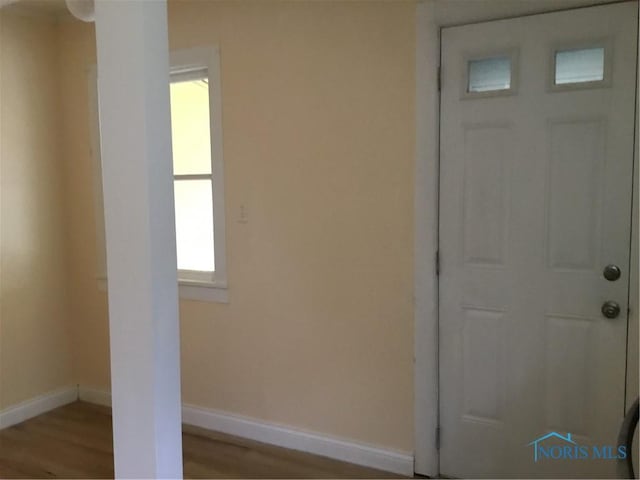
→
(0, 401, 401, 479)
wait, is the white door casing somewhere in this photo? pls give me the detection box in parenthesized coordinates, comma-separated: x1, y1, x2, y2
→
(438, 3, 638, 478)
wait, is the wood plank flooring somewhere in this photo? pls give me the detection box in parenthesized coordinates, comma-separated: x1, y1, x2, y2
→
(0, 401, 401, 478)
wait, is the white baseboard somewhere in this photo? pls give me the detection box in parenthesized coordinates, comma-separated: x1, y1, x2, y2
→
(78, 386, 112, 407)
(182, 402, 414, 475)
(0, 386, 78, 429)
(78, 387, 413, 476)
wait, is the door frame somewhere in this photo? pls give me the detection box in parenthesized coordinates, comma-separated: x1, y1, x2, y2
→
(413, 1, 639, 476)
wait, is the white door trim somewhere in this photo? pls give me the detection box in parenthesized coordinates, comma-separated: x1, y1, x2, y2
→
(625, 1, 639, 412)
(414, 1, 639, 476)
(413, 1, 440, 476)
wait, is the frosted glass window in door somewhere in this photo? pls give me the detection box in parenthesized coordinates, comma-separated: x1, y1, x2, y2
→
(468, 56, 511, 92)
(555, 47, 605, 84)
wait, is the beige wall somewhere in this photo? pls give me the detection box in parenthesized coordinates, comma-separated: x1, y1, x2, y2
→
(59, 0, 416, 452)
(0, 11, 73, 409)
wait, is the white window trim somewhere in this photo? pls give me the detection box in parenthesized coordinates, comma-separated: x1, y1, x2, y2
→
(89, 45, 228, 303)
(170, 47, 228, 291)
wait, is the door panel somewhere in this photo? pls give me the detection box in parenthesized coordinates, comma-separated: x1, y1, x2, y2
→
(439, 3, 638, 478)
(547, 119, 604, 271)
(462, 124, 511, 266)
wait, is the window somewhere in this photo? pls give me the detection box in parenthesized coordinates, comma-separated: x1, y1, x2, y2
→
(90, 46, 227, 303)
(165, 48, 228, 300)
(467, 55, 511, 93)
(170, 74, 216, 278)
(554, 47, 605, 85)
(462, 50, 518, 99)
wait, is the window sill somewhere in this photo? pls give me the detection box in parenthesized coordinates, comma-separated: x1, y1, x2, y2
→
(178, 279, 229, 303)
(96, 276, 228, 304)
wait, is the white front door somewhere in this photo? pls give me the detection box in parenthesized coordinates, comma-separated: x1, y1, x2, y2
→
(439, 3, 638, 478)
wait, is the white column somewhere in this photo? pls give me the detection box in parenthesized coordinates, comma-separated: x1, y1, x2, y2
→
(94, 1, 183, 477)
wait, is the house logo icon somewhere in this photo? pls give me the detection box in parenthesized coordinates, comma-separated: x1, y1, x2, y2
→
(528, 432, 576, 462)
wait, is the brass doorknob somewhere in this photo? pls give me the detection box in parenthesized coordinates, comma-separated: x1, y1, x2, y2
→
(602, 301, 621, 319)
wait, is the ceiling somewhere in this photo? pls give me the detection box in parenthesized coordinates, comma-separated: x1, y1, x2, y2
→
(1, 0, 627, 25)
(432, 0, 622, 25)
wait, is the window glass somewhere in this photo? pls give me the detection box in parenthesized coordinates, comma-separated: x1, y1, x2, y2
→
(555, 47, 605, 85)
(174, 179, 215, 272)
(468, 56, 511, 93)
(170, 78, 212, 175)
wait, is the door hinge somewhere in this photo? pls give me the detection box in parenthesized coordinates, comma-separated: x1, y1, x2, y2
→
(437, 66, 442, 91)
(435, 426, 441, 450)
(435, 250, 440, 276)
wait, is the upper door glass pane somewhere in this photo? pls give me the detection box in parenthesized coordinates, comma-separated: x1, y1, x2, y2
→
(170, 77, 212, 175)
(468, 56, 511, 93)
(555, 47, 604, 85)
